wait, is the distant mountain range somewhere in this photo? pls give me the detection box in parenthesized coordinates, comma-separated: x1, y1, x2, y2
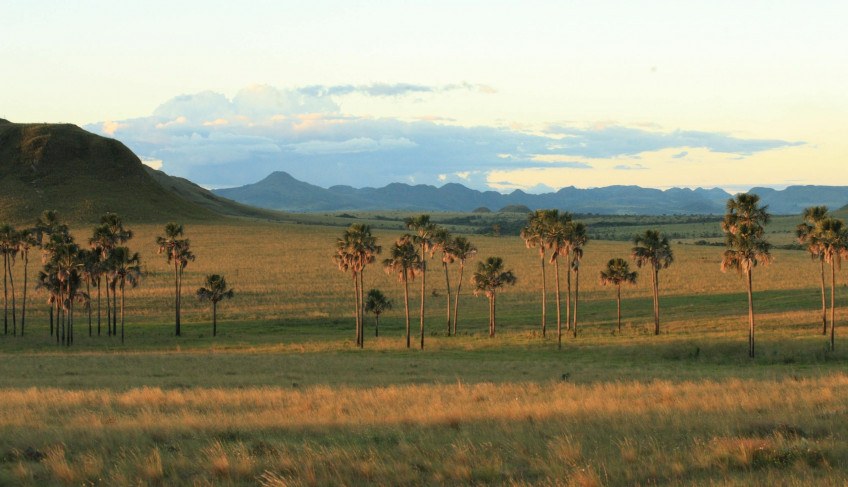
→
(213, 171, 848, 216)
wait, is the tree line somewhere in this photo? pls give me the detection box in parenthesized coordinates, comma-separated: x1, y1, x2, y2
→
(0, 212, 234, 345)
(334, 194, 846, 358)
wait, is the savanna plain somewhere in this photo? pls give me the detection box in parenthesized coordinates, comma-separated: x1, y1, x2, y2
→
(1, 216, 847, 486)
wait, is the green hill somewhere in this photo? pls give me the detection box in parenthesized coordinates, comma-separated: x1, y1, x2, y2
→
(0, 119, 225, 224)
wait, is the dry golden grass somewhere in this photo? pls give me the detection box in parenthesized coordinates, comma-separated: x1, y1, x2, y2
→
(1, 374, 847, 485)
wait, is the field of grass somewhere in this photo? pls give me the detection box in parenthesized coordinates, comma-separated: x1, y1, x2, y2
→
(1, 217, 847, 485)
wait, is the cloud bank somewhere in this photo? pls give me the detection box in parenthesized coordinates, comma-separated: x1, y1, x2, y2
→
(88, 84, 802, 191)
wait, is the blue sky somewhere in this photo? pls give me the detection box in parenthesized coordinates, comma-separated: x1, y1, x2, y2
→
(2, 1, 845, 192)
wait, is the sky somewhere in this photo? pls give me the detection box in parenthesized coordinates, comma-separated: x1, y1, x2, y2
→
(2, 1, 846, 192)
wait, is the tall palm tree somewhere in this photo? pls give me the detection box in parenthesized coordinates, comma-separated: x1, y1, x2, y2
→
(90, 224, 117, 336)
(472, 256, 517, 337)
(546, 211, 573, 348)
(156, 223, 194, 337)
(100, 213, 133, 334)
(631, 229, 674, 335)
(36, 269, 61, 340)
(109, 247, 142, 345)
(383, 235, 421, 348)
(797, 205, 829, 335)
(0, 223, 16, 335)
(521, 209, 557, 337)
(721, 194, 771, 359)
(599, 258, 638, 332)
(568, 222, 588, 338)
(333, 224, 381, 347)
(431, 227, 456, 334)
(196, 274, 235, 337)
(404, 215, 436, 350)
(451, 236, 477, 335)
(79, 249, 100, 337)
(817, 217, 848, 351)
(364, 288, 392, 337)
(16, 229, 37, 337)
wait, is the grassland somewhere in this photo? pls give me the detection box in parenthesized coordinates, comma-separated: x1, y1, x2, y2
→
(1, 217, 847, 485)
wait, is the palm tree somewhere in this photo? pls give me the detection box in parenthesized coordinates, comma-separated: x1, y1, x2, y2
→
(364, 289, 392, 337)
(431, 227, 456, 334)
(100, 213, 133, 334)
(333, 224, 381, 347)
(631, 229, 674, 335)
(79, 249, 100, 337)
(16, 229, 37, 337)
(109, 247, 142, 345)
(0, 224, 20, 335)
(196, 274, 235, 337)
(797, 206, 829, 335)
(546, 211, 573, 349)
(817, 217, 848, 351)
(156, 223, 194, 337)
(90, 224, 116, 336)
(568, 222, 588, 338)
(36, 269, 61, 340)
(599, 258, 638, 332)
(383, 235, 421, 348)
(721, 194, 771, 359)
(451, 236, 477, 335)
(471, 256, 517, 337)
(521, 209, 557, 337)
(404, 215, 436, 350)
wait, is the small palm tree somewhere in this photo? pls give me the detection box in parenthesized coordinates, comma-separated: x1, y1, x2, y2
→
(383, 236, 421, 348)
(599, 258, 638, 332)
(721, 194, 771, 358)
(797, 206, 829, 335)
(631, 229, 674, 335)
(364, 289, 392, 337)
(521, 209, 557, 337)
(472, 256, 517, 337)
(109, 247, 142, 345)
(451, 236, 477, 335)
(196, 274, 235, 337)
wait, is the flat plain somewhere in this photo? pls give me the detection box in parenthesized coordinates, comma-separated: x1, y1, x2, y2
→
(0, 216, 846, 486)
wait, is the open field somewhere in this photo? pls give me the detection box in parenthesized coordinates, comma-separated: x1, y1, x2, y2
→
(1, 217, 847, 485)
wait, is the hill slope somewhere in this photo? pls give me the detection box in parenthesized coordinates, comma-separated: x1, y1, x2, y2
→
(0, 120, 222, 224)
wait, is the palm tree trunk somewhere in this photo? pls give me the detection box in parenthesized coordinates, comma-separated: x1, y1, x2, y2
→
(97, 280, 101, 336)
(572, 265, 579, 338)
(453, 262, 465, 335)
(375, 314, 379, 337)
(617, 283, 622, 333)
(49, 304, 54, 337)
(420, 247, 426, 351)
(87, 280, 92, 337)
(174, 262, 180, 336)
(403, 274, 410, 349)
(821, 258, 827, 335)
(358, 270, 365, 348)
(213, 300, 217, 337)
(492, 292, 497, 337)
(3, 252, 7, 335)
(554, 257, 562, 350)
(105, 282, 111, 336)
(443, 261, 451, 335)
(540, 250, 547, 337)
(830, 260, 836, 351)
(120, 279, 125, 345)
(653, 268, 660, 335)
(112, 284, 118, 336)
(8, 256, 16, 335)
(747, 268, 755, 359)
(21, 252, 28, 337)
(565, 250, 571, 331)
(353, 273, 360, 346)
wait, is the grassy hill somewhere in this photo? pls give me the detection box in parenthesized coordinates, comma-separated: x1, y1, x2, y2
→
(0, 119, 225, 224)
